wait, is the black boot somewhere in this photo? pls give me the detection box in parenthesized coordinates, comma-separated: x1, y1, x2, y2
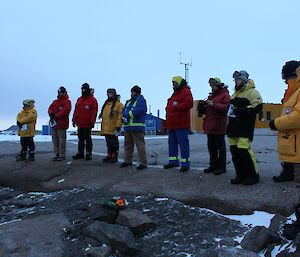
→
(72, 153, 84, 160)
(85, 152, 92, 161)
(203, 166, 215, 173)
(283, 204, 300, 240)
(16, 152, 26, 162)
(163, 163, 179, 169)
(102, 153, 111, 163)
(230, 146, 246, 184)
(28, 152, 35, 162)
(273, 162, 294, 182)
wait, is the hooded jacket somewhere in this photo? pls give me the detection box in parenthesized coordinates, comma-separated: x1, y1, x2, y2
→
(101, 98, 123, 135)
(274, 68, 300, 163)
(203, 87, 230, 134)
(48, 94, 72, 129)
(17, 107, 38, 137)
(165, 85, 193, 129)
(227, 79, 263, 141)
(122, 94, 147, 132)
(73, 95, 98, 128)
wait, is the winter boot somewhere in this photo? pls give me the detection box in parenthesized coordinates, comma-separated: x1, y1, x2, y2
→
(164, 163, 179, 169)
(27, 152, 35, 162)
(283, 204, 300, 240)
(16, 152, 26, 162)
(230, 146, 246, 184)
(52, 153, 59, 161)
(72, 153, 84, 160)
(273, 162, 294, 182)
(85, 152, 92, 161)
(110, 152, 118, 163)
(214, 168, 226, 175)
(203, 166, 215, 173)
(102, 153, 111, 163)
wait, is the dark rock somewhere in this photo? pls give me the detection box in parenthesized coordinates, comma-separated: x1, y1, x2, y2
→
(64, 220, 87, 236)
(116, 208, 157, 236)
(269, 214, 287, 235)
(219, 238, 239, 247)
(0, 187, 16, 201)
(241, 226, 281, 253)
(202, 246, 260, 257)
(83, 221, 137, 255)
(276, 249, 299, 256)
(85, 245, 111, 257)
(87, 203, 118, 223)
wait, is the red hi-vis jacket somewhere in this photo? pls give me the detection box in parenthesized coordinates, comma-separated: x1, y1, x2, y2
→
(48, 94, 72, 129)
(73, 95, 98, 128)
(165, 85, 193, 129)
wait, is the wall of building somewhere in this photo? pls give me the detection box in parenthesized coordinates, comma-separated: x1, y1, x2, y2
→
(191, 101, 282, 132)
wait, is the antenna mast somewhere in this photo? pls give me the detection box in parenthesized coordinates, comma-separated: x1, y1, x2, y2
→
(179, 52, 192, 82)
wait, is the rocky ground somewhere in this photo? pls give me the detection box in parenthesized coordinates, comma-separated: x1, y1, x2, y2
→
(0, 130, 299, 256)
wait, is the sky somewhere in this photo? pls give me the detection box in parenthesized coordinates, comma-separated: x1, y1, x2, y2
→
(0, 0, 299, 130)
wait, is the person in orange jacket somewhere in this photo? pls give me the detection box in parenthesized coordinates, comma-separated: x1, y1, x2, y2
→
(99, 88, 123, 163)
(16, 99, 38, 161)
(72, 83, 98, 160)
(48, 86, 72, 161)
(269, 61, 300, 240)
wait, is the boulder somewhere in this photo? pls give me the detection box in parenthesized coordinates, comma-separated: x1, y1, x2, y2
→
(85, 245, 111, 257)
(87, 203, 118, 223)
(116, 208, 157, 236)
(202, 246, 260, 257)
(83, 221, 137, 255)
(241, 226, 281, 252)
(268, 214, 287, 235)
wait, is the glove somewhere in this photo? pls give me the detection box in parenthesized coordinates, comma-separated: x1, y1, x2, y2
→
(17, 121, 22, 128)
(116, 127, 121, 132)
(72, 121, 76, 128)
(49, 113, 56, 119)
(197, 100, 206, 117)
(90, 123, 95, 128)
(122, 117, 128, 124)
(269, 120, 277, 131)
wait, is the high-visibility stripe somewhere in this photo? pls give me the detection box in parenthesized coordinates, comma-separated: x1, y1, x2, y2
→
(124, 98, 145, 127)
(124, 123, 145, 127)
(169, 156, 178, 161)
(181, 158, 190, 163)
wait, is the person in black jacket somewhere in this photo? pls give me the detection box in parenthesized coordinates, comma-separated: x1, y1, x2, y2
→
(227, 70, 263, 185)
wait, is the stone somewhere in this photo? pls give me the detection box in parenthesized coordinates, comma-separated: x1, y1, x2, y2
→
(219, 238, 239, 247)
(268, 214, 287, 235)
(202, 246, 260, 257)
(87, 203, 118, 223)
(241, 226, 281, 253)
(85, 245, 111, 257)
(116, 208, 157, 236)
(83, 221, 137, 255)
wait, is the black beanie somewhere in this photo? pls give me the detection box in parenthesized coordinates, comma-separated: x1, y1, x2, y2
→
(131, 85, 141, 94)
(282, 60, 300, 80)
(81, 83, 90, 91)
(107, 88, 117, 95)
(58, 86, 66, 93)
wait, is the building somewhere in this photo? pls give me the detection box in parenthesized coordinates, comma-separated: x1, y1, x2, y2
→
(190, 101, 282, 132)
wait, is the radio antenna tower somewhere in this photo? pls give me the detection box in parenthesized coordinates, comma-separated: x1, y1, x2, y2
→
(179, 52, 192, 82)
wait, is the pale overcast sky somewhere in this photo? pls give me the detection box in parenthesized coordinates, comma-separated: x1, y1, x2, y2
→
(0, 0, 299, 130)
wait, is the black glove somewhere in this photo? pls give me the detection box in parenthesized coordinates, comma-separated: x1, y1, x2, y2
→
(116, 127, 121, 132)
(17, 121, 22, 128)
(90, 123, 95, 128)
(197, 100, 207, 117)
(269, 120, 277, 131)
(49, 113, 56, 119)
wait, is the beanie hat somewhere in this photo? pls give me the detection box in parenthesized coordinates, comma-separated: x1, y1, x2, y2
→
(23, 99, 35, 106)
(209, 77, 222, 86)
(131, 85, 141, 94)
(107, 88, 117, 95)
(281, 60, 300, 80)
(81, 83, 90, 91)
(58, 86, 66, 94)
(233, 70, 249, 83)
(172, 76, 183, 86)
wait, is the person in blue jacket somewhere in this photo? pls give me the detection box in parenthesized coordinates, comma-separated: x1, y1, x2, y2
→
(120, 85, 148, 170)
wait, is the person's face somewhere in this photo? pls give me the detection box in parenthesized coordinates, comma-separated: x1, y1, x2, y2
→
(172, 81, 178, 90)
(234, 78, 244, 89)
(107, 92, 114, 98)
(58, 91, 64, 98)
(210, 83, 219, 93)
(131, 91, 137, 98)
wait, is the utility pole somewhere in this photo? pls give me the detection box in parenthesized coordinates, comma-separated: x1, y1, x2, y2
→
(179, 52, 192, 83)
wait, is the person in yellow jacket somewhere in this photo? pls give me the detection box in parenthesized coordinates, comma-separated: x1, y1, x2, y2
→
(16, 99, 38, 161)
(269, 61, 300, 240)
(99, 88, 123, 163)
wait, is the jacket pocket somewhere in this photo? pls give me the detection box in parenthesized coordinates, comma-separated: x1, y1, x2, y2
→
(278, 132, 297, 156)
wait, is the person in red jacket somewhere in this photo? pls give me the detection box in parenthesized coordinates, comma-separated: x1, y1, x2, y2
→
(48, 86, 72, 161)
(164, 76, 193, 172)
(72, 83, 98, 160)
(197, 78, 230, 175)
